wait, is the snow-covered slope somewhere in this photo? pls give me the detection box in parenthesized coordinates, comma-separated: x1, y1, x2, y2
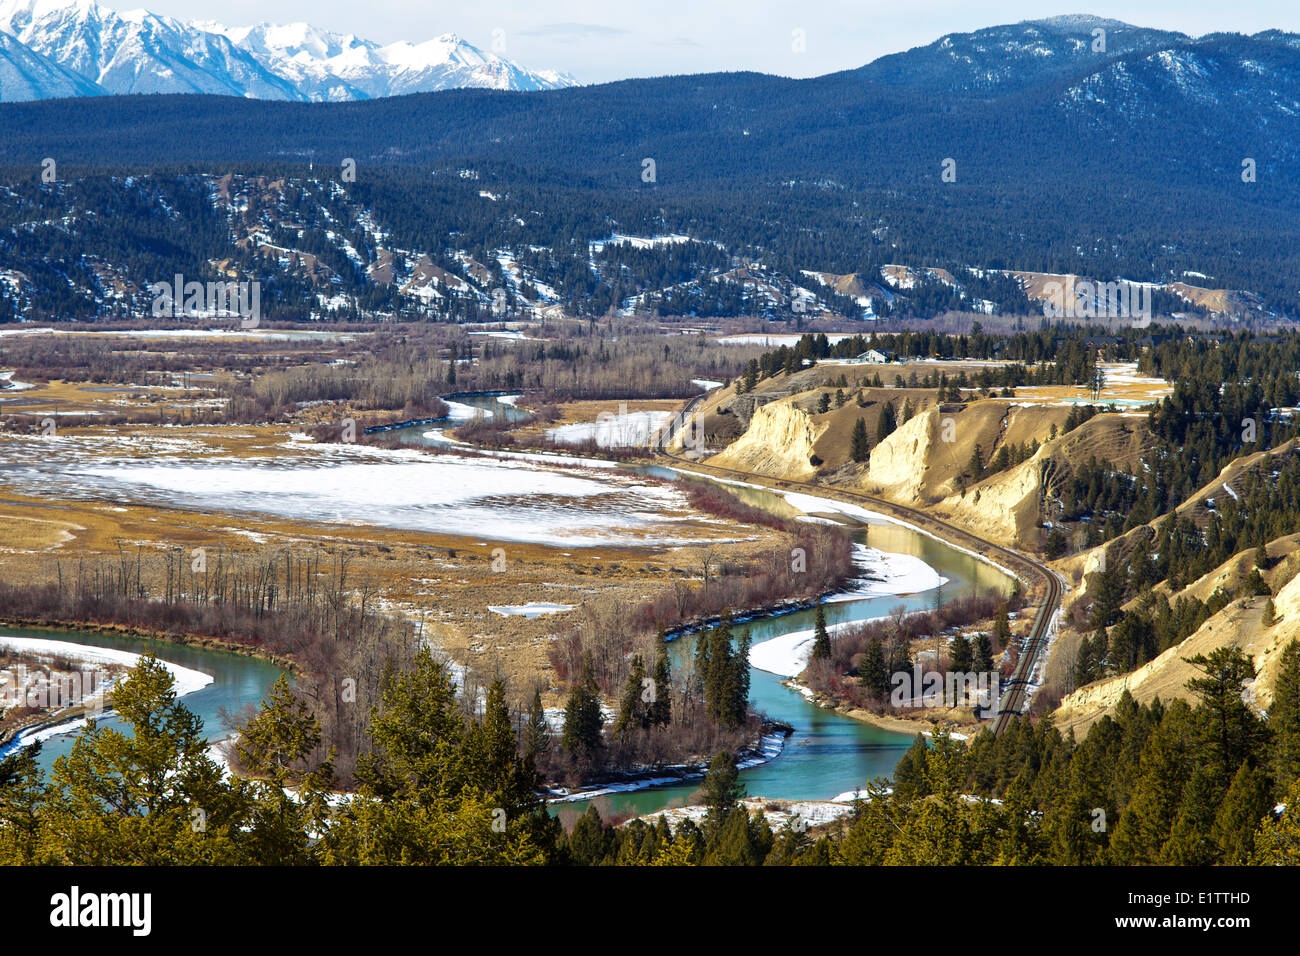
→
(0, 0, 302, 97)
(0, 0, 576, 101)
(0, 27, 100, 99)
(203, 21, 576, 100)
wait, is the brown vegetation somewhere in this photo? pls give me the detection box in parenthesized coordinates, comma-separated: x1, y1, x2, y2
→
(0, 548, 419, 783)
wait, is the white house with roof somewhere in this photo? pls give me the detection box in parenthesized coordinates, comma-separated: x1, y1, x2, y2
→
(856, 348, 897, 364)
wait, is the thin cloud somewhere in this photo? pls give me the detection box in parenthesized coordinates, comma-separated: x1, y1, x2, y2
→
(650, 35, 703, 48)
(519, 22, 632, 40)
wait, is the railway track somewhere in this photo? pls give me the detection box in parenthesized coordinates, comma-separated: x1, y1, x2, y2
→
(656, 395, 1062, 735)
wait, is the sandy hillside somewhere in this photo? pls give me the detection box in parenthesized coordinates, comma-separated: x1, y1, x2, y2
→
(702, 367, 1155, 552)
(1054, 554, 1300, 737)
(1049, 447, 1300, 732)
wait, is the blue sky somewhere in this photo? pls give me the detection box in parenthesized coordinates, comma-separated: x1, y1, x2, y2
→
(149, 1, 1300, 83)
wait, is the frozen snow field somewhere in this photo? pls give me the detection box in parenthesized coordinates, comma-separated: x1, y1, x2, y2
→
(0, 438, 717, 548)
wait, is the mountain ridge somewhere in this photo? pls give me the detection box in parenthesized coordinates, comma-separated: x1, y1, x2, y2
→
(0, 0, 576, 101)
(5, 14, 1300, 315)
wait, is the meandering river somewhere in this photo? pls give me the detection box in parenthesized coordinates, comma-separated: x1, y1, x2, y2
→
(560, 464, 1015, 817)
(5, 393, 1015, 817)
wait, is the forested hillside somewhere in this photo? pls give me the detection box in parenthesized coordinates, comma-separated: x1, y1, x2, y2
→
(5, 16, 1300, 316)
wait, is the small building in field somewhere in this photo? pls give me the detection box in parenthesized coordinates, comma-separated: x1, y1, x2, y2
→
(857, 348, 897, 364)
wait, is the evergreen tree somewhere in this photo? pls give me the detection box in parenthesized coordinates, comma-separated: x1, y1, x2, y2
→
(561, 653, 605, 764)
(565, 806, 612, 866)
(1254, 776, 1300, 864)
(236, 674, 335, 865)
(1044, 528, 1067, 559)
(698, 616, 748, 727)
(1109, 702, 1195, 865)
(850, 417, 870, 462)
(1212, 762, 1270, 864)
(1161, 766, 1220, 865)
(700, 751, 744, 828)
(1245, 567, 1269, 596)
(993, 605, 1011, 646)
(1074, 632, 1096, 687)
(973, 633, 995, 673)
(648, 647, 673, 727)
(468, 677, 536, 815)
(524, 688, 551, 762)
(356, 646, 466, 801)
(703, 806, 772, 866)
(1271, 640, 1300, 791)
(614, 655, 648, 737)
(876, 401, 897, 443)
(341, 647, 552, 864)
(40, 656, 249, 865)
(949, 634, 973, 672)
(0, 744, 46, 865)
(1186, 648, 1269, 788)
(1090, 550, 1125, 629)
(811, 605, 832, 661)
(859, 637, 888, 697)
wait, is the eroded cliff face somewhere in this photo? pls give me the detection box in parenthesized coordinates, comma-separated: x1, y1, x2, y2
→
(937, 452, 1044, 548)
(859, 408, 1043, 547)
(1256, 565, 1300, 709)
(707, 398, 825, 479)
(863, 407, 936, 502)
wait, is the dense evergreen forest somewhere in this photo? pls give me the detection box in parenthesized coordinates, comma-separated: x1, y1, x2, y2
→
(9, 20, 1300, 318)
(0, 159, 1286, 321)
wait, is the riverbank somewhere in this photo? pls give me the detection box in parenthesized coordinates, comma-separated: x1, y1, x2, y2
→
(746, 543, 952, 679)
(544, 727, 790, 806)
(658, 458, 1036, 741)
(634, 794, 860, 833)
(654, 456, 1046, 602)
(0, 634, 215, 757)
(791, 674, 979, 738)
(0, 617, 299, 675)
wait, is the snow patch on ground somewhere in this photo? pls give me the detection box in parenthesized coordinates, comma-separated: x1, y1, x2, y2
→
(444, 400, 492, 422)
(636, 794, 857, 831)
(825, 544, 949, 602)
(0, 439, 715, 548)
(547, 411, 672, 448)
(749, 543, 949, 677)
(749, 618, 883, 678)
(546, 731, 787, 804)
(487, 602, 574, 618)
(714, 333, 859, 346)
(0, 370, 35, 392)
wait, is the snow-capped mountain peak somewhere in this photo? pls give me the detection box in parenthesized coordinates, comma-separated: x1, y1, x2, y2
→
(0, 0, 576, 101)
(202, 19, 379, 63)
